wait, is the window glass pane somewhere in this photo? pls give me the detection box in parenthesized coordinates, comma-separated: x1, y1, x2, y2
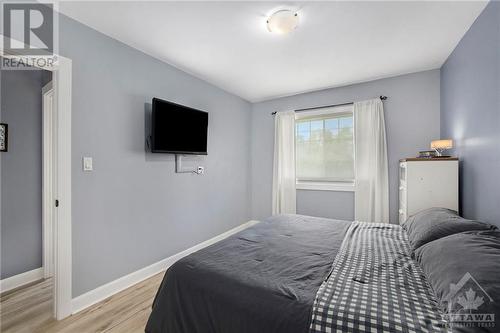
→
(296, 109, 354, 182)
(325, 118, 338, 130)
(310, 120, 323, 131)
(297, 122, 309, 132)
(324, 119, 338, 137)
(310, 120, 323, 140)
(296, 122, 310, 142)
(339, 117, 352, 128)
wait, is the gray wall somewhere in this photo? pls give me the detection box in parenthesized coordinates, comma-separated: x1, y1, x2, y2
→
(56, 15, 252, 297)
(440, 1, 500, 227)
(296, 191, 354, 221)
(251, 70, 441, 223)
(0, 69, 45, 279)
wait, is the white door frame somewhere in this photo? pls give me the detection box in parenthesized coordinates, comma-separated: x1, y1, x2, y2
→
(42, 82, 54, 279)
(1, 36, 73, 320)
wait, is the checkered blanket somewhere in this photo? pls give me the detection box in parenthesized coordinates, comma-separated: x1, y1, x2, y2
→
(310, 222, 448, 333)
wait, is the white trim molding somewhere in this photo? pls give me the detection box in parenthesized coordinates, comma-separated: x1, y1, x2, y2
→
(0, 268, 44, 293)
(71, 220, 260, 315)
(52, 55, 73, 320)
(296, 181, 356, 192)
(42, 82, 55, 279)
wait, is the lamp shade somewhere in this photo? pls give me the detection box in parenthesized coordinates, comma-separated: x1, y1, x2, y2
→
(431, 139, 453, 150)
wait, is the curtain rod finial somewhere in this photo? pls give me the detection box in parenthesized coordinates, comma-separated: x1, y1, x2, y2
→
(380, 95, 387, 100)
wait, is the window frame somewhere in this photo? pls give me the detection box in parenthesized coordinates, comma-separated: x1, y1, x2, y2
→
(295, 105, 356, 192)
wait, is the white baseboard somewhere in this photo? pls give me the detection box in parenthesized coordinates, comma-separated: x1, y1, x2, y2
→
(0, 267, 44, 293)
(71, 220, 259, 314)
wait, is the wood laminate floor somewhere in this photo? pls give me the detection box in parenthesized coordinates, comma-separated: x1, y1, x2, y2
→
(0, 273, 164, 333)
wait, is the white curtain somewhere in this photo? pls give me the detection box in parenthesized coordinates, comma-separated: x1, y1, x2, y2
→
(272, 111, 296, 215)
(354, 99, 389, 223)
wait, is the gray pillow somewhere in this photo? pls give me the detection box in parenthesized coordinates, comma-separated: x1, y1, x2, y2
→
(415, 230, 500, 332)
(402, 207, 496, 250)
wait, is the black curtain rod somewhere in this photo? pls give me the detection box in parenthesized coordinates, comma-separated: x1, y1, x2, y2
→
(271, 95, 387, 115)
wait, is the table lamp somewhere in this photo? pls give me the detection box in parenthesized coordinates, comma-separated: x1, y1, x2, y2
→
(430, 139, 453, 157)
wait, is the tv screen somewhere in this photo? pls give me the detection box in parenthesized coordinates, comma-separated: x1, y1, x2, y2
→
(151, 98, 208, 154)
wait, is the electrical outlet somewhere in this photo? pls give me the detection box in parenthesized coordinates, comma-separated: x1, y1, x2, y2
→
(197, 166, 204, 174)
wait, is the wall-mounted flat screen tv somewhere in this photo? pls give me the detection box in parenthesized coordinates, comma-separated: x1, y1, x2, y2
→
(151, 98, 208, 154)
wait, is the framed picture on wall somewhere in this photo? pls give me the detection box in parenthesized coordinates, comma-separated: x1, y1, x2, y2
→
(0, 123, 8, 152)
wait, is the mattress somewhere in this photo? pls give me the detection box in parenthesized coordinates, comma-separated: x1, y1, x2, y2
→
(145, 215, 351, 333)
(146, 215, 448, 333)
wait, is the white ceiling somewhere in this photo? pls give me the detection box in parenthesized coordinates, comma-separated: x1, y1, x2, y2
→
(59, 1, 488, 102)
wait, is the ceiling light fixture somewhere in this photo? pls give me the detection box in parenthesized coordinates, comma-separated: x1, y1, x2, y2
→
(267, 10, 299, 34)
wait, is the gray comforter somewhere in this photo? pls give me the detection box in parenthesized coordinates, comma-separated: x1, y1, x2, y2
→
(145, 215, 351, 333)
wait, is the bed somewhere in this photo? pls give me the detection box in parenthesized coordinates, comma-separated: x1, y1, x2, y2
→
(146, 211, 500, 333)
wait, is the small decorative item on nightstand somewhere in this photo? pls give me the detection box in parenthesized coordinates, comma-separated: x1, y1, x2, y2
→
(0, 123, 7, 152)
(430, 139, 453, 157)
(418, 150, 437, 158)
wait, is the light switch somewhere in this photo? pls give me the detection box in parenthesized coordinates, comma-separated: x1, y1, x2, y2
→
(83, 157, 93, 171)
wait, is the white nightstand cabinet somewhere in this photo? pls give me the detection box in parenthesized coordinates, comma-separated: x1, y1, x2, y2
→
(398, 158, 459, 224)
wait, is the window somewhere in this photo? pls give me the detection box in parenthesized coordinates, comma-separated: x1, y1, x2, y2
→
(295, 105, 355, 191)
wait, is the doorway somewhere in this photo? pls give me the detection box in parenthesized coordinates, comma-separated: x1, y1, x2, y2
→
(0, 66, 52, 280)
(0, 64, 54, 309)
(0, 40, 73, 320)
